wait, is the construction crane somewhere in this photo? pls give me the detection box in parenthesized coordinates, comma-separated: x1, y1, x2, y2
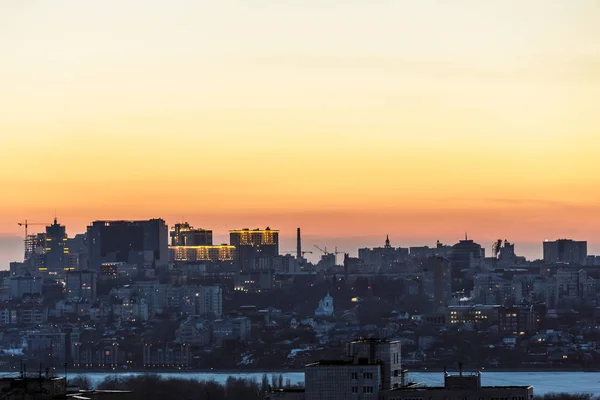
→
(313, 245, 329, 255)
(492, 239, 503, 258)
(17, 220, 50, 260)
(332, 246, 344, 255)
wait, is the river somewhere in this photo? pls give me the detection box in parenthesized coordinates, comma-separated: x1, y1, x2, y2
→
(48, 371, 600, 396)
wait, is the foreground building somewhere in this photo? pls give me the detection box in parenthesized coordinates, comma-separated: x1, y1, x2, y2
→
(272, 339, 534, 400)
(0, 376, 66, 399)
(304, 338, 405, 400)
(387, 369, 533, 400)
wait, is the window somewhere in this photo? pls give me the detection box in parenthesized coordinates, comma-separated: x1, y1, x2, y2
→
(394, 369, 399, 377)
(362, 386, 374, 394)
(351, 372, 358, 380)
(351, 387, 359, 394)
(363, 372, 373, 379)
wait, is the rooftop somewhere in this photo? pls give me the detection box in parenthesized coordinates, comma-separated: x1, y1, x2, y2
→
(306, 359, 382, 367)
(390, 386, 533, 392)
(350, 337, 401, 344)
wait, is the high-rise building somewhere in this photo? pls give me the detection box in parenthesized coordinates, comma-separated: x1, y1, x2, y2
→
(448, 236, 485, 291)
(449, 237, 485, 270)
(169, 245, 235, 263)
(65, 270, 97, 301)
(87, 219, 169, 270)
(44, 219, 69, 273)
(304, 338, 404, 400)
(543, 239, 587, 265)
(344, 339, 403, 390)
(181, 285, 222, 317)
(66, 233, 88, 270)
(423, 256, 452, 310)
(230, 228, 279, 270)
(24, 233, 47, 268)
(170, 223, 213, 246)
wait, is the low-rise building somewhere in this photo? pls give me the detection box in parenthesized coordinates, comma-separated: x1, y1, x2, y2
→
(142, 342, 191, 368)
(305, 361, 381, 400)
(385, 370, 533, 400)
(446, 304, 501, 326)
(212, 317, 251, 346)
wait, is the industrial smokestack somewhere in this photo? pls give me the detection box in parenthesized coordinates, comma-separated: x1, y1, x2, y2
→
(297, 228, 302, 260)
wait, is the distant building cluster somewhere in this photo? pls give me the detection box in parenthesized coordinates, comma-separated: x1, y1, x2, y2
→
(1, 218, 599, 376)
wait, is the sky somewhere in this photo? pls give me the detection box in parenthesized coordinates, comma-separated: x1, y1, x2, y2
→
(1, 0, 600, 267)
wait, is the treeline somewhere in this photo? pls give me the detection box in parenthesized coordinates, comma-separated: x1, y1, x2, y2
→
(69, 375, 595, 400)
(70, 373, 301, 400)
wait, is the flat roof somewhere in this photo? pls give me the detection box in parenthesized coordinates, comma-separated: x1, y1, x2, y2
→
(390, 386, 533, 392)
(350, 338, 401, 344)
(306, 360, 382, 367)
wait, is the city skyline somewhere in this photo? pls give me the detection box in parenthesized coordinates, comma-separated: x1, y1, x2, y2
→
(2, 1, 600, 267)
(1, 214, 598, 269)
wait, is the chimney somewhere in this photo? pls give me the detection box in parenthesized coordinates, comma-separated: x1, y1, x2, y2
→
(296, 228, 302, 260)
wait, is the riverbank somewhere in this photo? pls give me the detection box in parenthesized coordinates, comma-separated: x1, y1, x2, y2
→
(1, 366, 598, 375)
(2, 370, 599, 396)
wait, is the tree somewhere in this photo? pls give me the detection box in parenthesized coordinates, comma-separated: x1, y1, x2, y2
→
(69, 375, 92, 390)
(539, 394, 592, 400)
(261, 374, 269, 394)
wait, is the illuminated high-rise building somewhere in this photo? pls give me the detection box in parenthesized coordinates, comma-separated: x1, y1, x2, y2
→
(169, 245, 235, 263)
(229, 228, 279, 270)
(44, 218, 69, 273)
(170, 223, 213, 246)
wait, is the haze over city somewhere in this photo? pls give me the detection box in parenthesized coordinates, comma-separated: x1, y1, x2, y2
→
(2, 0, 600, 268)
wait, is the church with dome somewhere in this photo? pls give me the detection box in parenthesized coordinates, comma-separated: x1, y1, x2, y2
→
(314, 292, 334, 317)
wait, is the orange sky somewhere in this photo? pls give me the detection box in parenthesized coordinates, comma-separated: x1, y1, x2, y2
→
(1, 0, 600, 266)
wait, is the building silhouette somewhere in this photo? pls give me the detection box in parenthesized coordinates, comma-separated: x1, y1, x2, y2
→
(170, 222, 213, 246)
(358, 236, 409, 269)
(44, 218, 68, 273)
(87, 219, 169, 270)
(229, 228, 279, 270)
(543, 239, 587, 265)
(65, 270, 97, 301)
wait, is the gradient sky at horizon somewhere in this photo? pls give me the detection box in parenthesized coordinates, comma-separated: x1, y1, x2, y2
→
(1, 0, 600, 267)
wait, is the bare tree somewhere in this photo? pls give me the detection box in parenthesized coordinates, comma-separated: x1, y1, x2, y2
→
(69, 375, 93, 390)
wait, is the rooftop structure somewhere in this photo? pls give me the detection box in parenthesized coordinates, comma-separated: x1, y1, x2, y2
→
(170, 222, 213, 246)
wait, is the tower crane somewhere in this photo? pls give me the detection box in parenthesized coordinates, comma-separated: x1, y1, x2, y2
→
(17, 220, 50, 260)
(332, 246, 344, 255)
(313, 245, 329, 255)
